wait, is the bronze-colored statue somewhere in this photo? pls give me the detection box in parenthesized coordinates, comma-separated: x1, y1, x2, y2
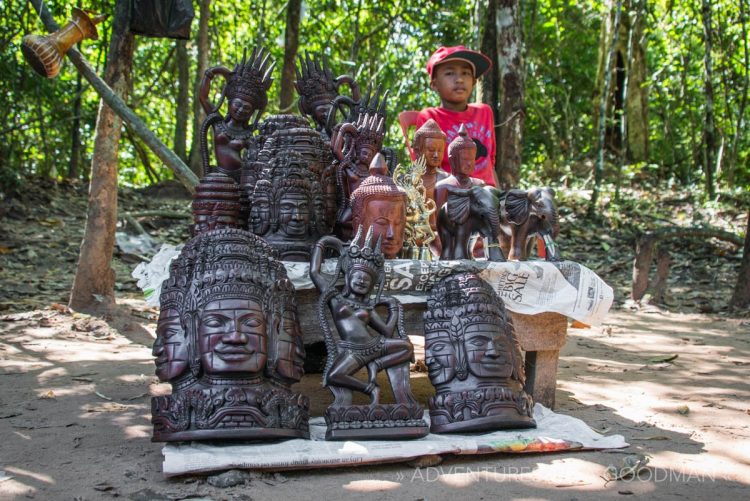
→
(151, 228, 309, 442)
(191, 172, 242, 236)
(22, 8, 107, 78)
(498, 187, 561, 261)
(198, 47, 275, 181)
(423, 272, 536, 433)
(310, 227, 428, 440)
(295, 53, 360, 139)
(393, 156, 437, 259)
(350, 154, 408, 259)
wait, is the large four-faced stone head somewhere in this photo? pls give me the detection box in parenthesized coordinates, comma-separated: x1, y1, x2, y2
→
(350, 154, 408, 259)
(153, 290, 189, 382)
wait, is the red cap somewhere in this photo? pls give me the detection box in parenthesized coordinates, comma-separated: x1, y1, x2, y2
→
(426, 46, 492, 79)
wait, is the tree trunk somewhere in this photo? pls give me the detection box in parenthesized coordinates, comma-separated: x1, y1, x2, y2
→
(624, 0, 648, 162)
(590, 0, 623, 213)
(174, 39, 190, 163)
(702, 0, 716, 199)
(496, 0, 524, 189)
(730, 210, 750, 309)
(188, 0, 211, 176)
(68, 0, 134, 312)
(68, 71, 83, 179)
(279, 0, 302, 112)
(476, 0, 501, 178)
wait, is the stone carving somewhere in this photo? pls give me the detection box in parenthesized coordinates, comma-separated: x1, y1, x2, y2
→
(310, 227, 428, 440)
(393, 156, 437, 259)
(295, 53, 360, 140)
(423, 272, 536, 433)
(151, 226, 309, 442)
(350, 154, 408, 259)
(191, 172, 242, 236)
(498, 187, 561, 261)
(198, 47, 275, 181)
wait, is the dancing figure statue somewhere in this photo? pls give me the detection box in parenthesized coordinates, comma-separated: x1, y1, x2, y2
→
(393, 155, 437, 259)
(310, 226, 428, 440)
(198, 46, 275, 182)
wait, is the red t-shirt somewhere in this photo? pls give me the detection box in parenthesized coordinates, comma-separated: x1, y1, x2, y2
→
(415, 104, 497, 186)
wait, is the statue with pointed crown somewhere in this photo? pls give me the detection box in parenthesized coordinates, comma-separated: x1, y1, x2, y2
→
(310, 226, 428, 440)
(198, 46, 275, 182)
(294, 52, 361, 140)
(423, 272, 536, 433)
(393, 155, 437, 259)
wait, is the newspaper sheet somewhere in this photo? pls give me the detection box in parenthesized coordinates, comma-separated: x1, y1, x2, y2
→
(162, 404, 628, 476)
(286, 259, 614, 326)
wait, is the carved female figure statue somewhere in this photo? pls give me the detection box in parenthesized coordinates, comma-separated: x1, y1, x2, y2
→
(198, 47, 275, 182)
(349, 153, 408, 259)
(423, 272, 536, 433)
(310, 226, 428, 440)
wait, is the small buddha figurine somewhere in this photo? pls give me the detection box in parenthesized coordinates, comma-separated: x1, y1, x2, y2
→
(423, 272, 536, 433)
(310, 226, 428, 440)
(349, 153, 408, 259)
(295, 52, 360, 140)
(190, 172, 242, 236)
(434, 123, 485, 211)
(412, 119, 449, 211)
(331, 111, 386, 239)
(151, 228, 309, 442)
(198, 47, 275, 182)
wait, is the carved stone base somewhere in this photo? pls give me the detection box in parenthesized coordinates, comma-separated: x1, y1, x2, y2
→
(429, 386, 536, 434)
(324, 403, 429, 441)
(152, 384, 309, 442)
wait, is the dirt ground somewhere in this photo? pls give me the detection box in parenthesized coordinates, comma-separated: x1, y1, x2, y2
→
(1, 301, 748, 500)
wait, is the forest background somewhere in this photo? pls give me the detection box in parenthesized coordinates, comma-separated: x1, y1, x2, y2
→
(0, 0, 748, 309)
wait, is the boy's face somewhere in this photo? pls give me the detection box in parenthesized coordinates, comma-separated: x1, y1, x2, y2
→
(430, 60, 476, 109)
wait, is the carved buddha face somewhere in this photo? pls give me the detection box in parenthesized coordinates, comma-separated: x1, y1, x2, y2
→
(273, 308, 305, 381)
(420, 137, 446, 171)
(228, 98, 254, 123)
(357, 144, 378, 168)
(277, 190, 310, 238)
(250, 194, 271, 235)
(425, 330, 457, 385)
(198, 298, 268, 374)
(450, 147, 476, 178)
(153, 307, 188, 381)
(358, 199, 406, 259)
(463, 322, 513, 379)
(347, 268, 376, 296)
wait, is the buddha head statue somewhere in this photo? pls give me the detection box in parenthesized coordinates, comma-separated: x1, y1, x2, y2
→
(447, 123, 476, 178)
(413, 119, 447, 171)
(350, 153, 407, 259)
(423, 272, 535, 433)
(191, 172, 242, 236)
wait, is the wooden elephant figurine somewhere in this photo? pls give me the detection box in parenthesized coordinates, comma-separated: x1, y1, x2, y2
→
(437, 185, 506, 261)
(498, 187, 561, 261)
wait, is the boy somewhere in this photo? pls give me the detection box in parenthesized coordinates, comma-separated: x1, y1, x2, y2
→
(415, 45, 498, 187)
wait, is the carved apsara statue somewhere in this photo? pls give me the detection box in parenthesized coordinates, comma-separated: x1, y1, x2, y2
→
(349, 153, 408, 259)
(310, 226, 428, 440)
(423, 272, 536, 433)
(151, 185, 309, 441)
(198, 47, 274, 182)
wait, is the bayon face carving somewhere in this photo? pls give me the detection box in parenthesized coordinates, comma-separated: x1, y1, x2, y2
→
(423, 272, 536, 433)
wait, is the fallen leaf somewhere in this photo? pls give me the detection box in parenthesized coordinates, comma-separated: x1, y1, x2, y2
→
(124, 393, 148, 401)
(632, 435, 670, 441)
(677, 405, 690, 415)
(40, 390, 56, 399)
(618, 490, 634, 495)
(95, 391, 112, 401)
(647, 354, 678, 364)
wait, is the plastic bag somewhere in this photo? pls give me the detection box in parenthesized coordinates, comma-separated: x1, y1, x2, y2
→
(131, 244, 183, 307)
(130, 0, 195, 40)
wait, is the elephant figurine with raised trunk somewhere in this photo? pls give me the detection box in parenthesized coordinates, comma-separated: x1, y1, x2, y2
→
(498, 187, 561, 261)
(437, 185, 506, 261)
